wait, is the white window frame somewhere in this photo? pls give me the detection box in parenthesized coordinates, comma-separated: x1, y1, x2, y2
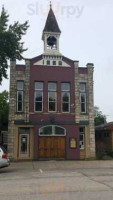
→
(34, 82, 43, 112)
(80, 83, 86, 113)
(61, 83, 70, 113)
(17, 81, 24, 112)
(79, 127, 85, 150)
(59, 61, 62, 66)
(39, 125, 66, 136)
(53, 61, 56, 66)
(80, 93, 86, 113)
(47, 60, 50, 66)
(48, 83, 57, 113)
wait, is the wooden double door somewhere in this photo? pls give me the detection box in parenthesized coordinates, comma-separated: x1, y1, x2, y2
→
(39, 137, 66, 159)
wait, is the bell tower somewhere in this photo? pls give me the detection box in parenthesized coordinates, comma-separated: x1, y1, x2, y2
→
(42, 2, 61, 56)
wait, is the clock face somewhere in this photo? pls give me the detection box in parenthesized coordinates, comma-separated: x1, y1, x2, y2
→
(47, 36, 57, 48)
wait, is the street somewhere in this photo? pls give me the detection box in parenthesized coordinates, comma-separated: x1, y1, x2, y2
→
(1, 160, 113, 200)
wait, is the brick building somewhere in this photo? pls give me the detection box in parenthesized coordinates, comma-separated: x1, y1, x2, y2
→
(8, 5, 95, 160)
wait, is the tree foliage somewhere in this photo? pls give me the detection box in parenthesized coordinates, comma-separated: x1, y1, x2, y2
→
(0, 6, 29, 83)
(94, 106, 107, 126)
(0, 90, 9, 131)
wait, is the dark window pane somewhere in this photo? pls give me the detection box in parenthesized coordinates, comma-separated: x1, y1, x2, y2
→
(81, 103, 85, 112)
(17, 81, 23, 90)
(40, 126, 52, 135)
(53, 61, 56, 65)
(81, 94, 85, 103)
(62, 83, 70, 91)
(49, 92, 56, 101)
(35, 91, 42, 101)
(17, 82, 23, 112)
(80, 135, 83, 141)
(62, 92, 69, 102)
(18, 102, 22, 111)
(47, 60, 50, 65)
(49, 102, 56, 111)
(62, 103, 69, 112)
(18, 91, 23, 101)
(35, 82, 43, 90)
(21, 136, 27, 153)
(59, 61, 62, 66)
(34, 83, 43, 112)
(55, 126, 65, 135)
(79, 127, 84, 133)
(35, 102, 42, 111)
(48, 83, 57, 91)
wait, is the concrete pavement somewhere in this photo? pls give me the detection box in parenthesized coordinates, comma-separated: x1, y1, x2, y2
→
(0, 161, 113, 200)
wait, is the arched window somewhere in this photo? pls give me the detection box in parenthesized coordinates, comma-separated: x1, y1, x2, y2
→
(47, 36, 57, 49)
(39, 125, 66, 136)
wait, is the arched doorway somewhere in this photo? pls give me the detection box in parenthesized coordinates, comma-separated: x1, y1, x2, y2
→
(38, 125, 66, 159)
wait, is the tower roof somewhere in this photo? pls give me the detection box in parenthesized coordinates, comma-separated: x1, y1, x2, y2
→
(43, 6, 61, 33)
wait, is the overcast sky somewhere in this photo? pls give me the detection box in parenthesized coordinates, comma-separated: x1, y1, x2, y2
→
(0, 0, 113, 122)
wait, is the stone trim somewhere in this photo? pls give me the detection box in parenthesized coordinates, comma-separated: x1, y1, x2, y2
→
(8, 60, 30, 159)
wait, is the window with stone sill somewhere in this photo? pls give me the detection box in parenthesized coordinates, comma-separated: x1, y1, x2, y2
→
(17, 81, 24, 112)
(48, 82, 57, 112)
(80, 83, 86, 113)
(34, 82, 43, 112)
(61, 83, 70, 113)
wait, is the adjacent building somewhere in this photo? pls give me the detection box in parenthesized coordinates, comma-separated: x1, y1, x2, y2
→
(96, 122, 113, 154)
(8, 5, 95, 160)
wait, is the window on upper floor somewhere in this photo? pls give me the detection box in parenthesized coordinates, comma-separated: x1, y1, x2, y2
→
(48, 82, 57, 112)
(53, 61, 56, 66)
(79, 127, 85, 149)
(47, 60, 50, 65)
(34, 82, 43, 112)
(80, 83, 86, 113)
(61, 83, 70, 113)
(17, 81, 24, 112)
(59, 61, 62, 66)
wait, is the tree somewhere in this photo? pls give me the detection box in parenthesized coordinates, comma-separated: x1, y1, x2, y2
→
(0, 90, 9, 132)
(94, 106, 107, 126)
(0, 6, 29, 84)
